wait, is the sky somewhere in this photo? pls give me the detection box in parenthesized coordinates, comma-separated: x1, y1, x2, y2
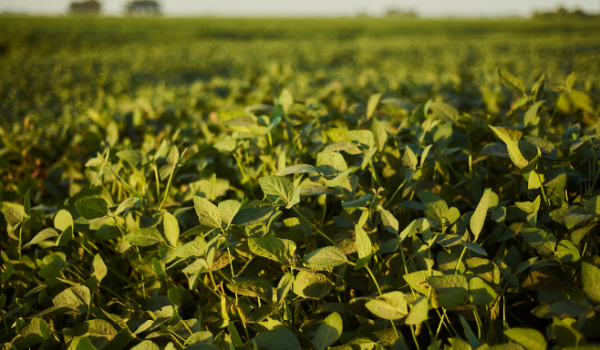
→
(1, 0, 599, 17)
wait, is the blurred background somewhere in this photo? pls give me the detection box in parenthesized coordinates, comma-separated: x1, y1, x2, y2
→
(0, 0, 599, 126)
(2, 0, 600, 17)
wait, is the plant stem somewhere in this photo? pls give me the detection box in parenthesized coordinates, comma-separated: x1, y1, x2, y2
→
(383, 178, 407, 209)
(158, 170, 174, 211)
(454, 246, 467, 275)
(153, 166, 160, 202)
(366, 266, 382, 295)
(472, 305, 482, 339)
(291, 206, 336, 245)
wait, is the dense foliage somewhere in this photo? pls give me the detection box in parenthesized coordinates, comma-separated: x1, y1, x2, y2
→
(1, 17, 600, 350)
(1, 17, 600, 126)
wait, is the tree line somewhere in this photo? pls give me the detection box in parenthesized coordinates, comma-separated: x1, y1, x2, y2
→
(69, 0, 161, 15)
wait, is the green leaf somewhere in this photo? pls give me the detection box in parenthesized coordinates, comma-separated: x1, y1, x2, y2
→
(360, 146, 377, 170)
(402, 145, 418, 170)
(427, 275, 468, 292)
(125, 227, 163, 247)
(24, 188, 31, 217)
(15, 317, 50, 348)
(342, 193, 373, 210)
(259, 175, 295, 206)
(504, 328, 547, 350)
(552, 317, 587, 348)
(252, 329, 301, 350)
(434, 122, 453, 149)
(556, 240, 580, 264)
(90, 254, 107, 284)
(285, 186, 301, 209)
(116, 149, 143, 165)
(316, 152, 348, 176)
(581, 256, 600, 303)
(405, 295, 428, 325)
(313, 312, 343, 350)
(293, 270, 334, 299)
(130, 340, 159, 350)
(75, 198, 109, 220)
(163, 212, 179, 247)
(461, 241, 487, 256)
(364, 291, 408, 320)
(223, 116, 256, 126)
(71, 337, 98, 350)
(218, 200, 241, 225)
(354, 253, 373, 270)
(302, 246, 347, 269)
(528, 170, 542, 190)
(232, 200, 275, 225)
(459, 314, 480, 349)
(54, 209, 74, 231)
(184, 331, 213, 346)
(24, 228, 59, 248)
(489, 126, 528, 168)
(430, 102, 459, 123)
(248, 237, 296, 265)
(444, 207, 461, 225)
(355, 224, 372, 259)
(96, 220, 121, 240)
(3, 206, 23, 226)
(55, 225, 73, 246)
(376, 238, 399, 255)
(420, 191, 448, 223)
(104, 328, 134, 350)
(193, 196, 222, 228)
(399, 220, 418, 241)
(326, 169, 351, 188)
(520, 227, 557, 256)
(366, 93, 381, 118)
(470, 188, 495, 242)
(379, 208, 399, 234)
(346, 130, 375, 151)
(52, 285, 90, 313)
(167, 146, 179, 165)
(524, 100, 545, 127)
(420, 144, 433, 168)
(371, 118, 387, 152)
(566, 71, 575, 93)
(227, 278, 273, 301)
(447, 338, 472, 350)
(182, 258, 208, 275)
(571, 224, 595, 245)
(427, 275, 468, 309)
(152, 257, 166, 279)
(72, 319, 117, 349)
(276, 272, 294, 303)
(279, 89, 293, 114)
(277, 164, 321, 176)
(564, 207, 593, 229)
(468, 277, 496, 305)
(229, 322, 244, 347)
(1, 261, 13, 283)
(498, 69, 525, 94)
(115, 197, 141, 216)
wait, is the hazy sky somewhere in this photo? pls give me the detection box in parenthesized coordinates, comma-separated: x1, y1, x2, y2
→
(1, 0, 599, 17)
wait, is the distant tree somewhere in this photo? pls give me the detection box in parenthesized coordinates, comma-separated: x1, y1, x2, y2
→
(69, 0, 101, 15)
(532, 6, 596, 19)
(383, 6, 418, 18)
(125, 0, 161, 15)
